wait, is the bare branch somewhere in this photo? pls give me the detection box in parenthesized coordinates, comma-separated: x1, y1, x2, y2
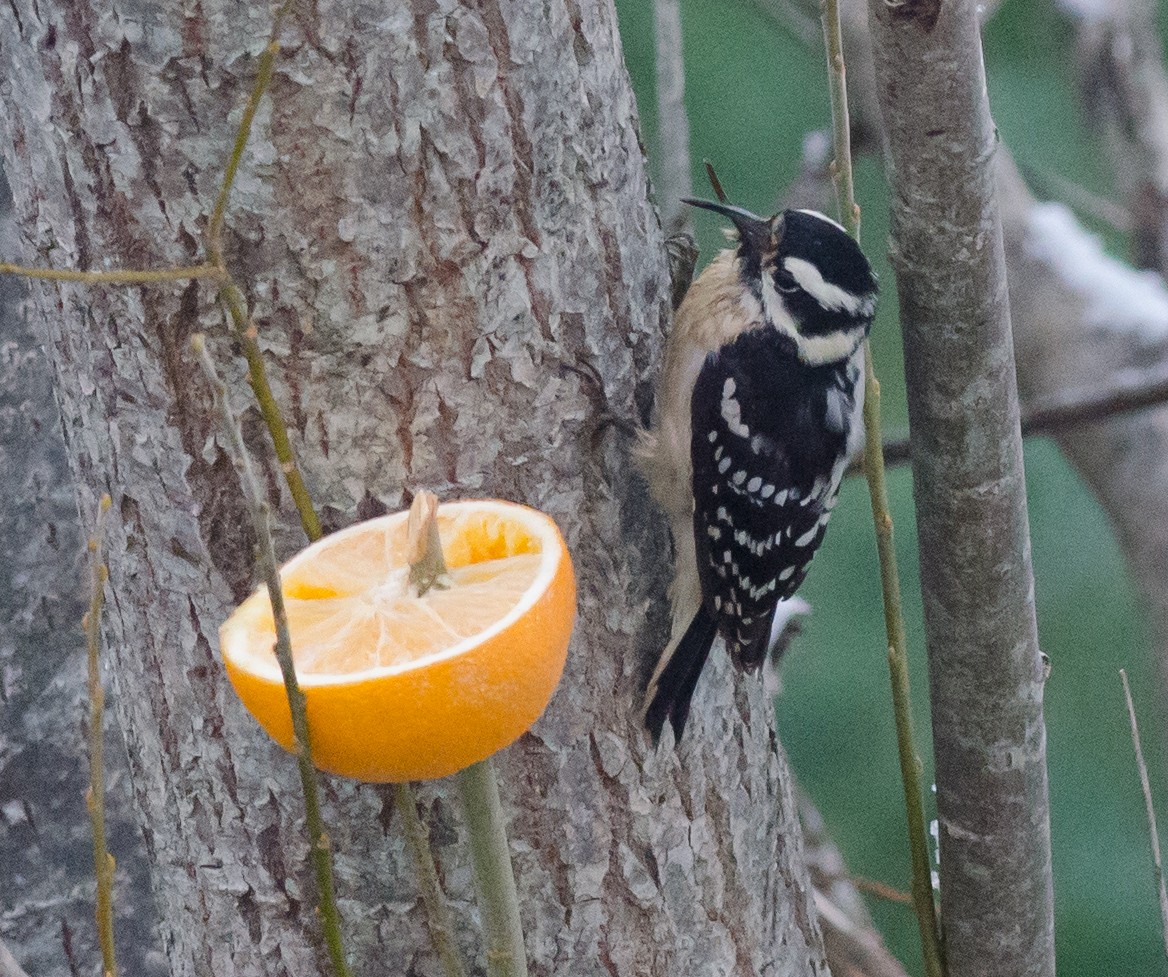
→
(867, 0, 1055, 974)
(653, 0, 693, 234)
(192, 334, 353, 977)
(1070, 0, 1168, 274)
(1119, 669, 1168, 958)
(799, 791, 913, 977)
(1019, 164, 1133, 233)
(0, 262, 221, 284)
(880, 357, 1168, 466)
(820, 1, 941, 968)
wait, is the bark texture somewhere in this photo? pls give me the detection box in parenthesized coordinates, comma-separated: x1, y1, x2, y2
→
(0, 168, 163, 977)
(0, 2, 829, 975)
(866, 0, 1056, 975)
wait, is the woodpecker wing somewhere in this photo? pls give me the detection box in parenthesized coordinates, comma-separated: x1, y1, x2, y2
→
(690, 328, 855, 669)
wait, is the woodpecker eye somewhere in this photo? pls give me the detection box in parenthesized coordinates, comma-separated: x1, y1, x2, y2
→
(773, 266, 799, 294)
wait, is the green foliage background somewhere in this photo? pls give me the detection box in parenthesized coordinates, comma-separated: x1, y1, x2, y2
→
(614, 0, 1166, 972)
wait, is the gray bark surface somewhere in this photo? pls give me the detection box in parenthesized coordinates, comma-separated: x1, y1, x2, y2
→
(0, 167, 163, 977)
(0, 2, 828, 975)
(866, 0, 1056, 975)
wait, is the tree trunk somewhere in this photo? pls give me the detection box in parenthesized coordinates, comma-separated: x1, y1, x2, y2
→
(0, 2, 829, 975)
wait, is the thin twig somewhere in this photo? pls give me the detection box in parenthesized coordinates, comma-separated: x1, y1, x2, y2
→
(393, 786, 469, 977)
(83, 494, 117, 977)
(818, 0, 944, 973)
(1019, 165, 1133, 233)
(206, 0, 294, 264)
(852, 875, 915, 906)
(217, 285, 322, 541)
(203, 0, 323, 544)
(192, 334, 352, 977)
(0, 263, 222, 284)
(814, 890, 914, 977)
(406, 494, 527, 977)
(880, 359, 1168, 467)
(820, 0, 859, 239)
(1119, 669, 1168, 959)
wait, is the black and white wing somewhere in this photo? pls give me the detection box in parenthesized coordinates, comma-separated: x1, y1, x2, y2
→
(689, 328, 857, 668)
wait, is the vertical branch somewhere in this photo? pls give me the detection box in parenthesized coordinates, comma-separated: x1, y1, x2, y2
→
(205, 0, 294, 265)
(192, 335, 353, 977)
(1120, 669, 1168, 956)
(217, 287, 322, 541)
(653, 0, 694, 234)
(455, 759, 528, 977)
(84, 494, 117, 977)
(204, 1, 324, 544)
(406, 493, 525, 977)
(820, 0, 859, 240)
(866, 0, 1056, 974)
(818, 3, 942, 973)
(858, 327, 944, 977)
(392, 787, 469, 977)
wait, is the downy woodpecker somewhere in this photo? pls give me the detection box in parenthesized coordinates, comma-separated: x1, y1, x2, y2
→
(639, 199, 878, 742)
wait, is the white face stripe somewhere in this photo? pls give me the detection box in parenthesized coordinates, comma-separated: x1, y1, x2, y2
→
(794, 208, 847, 234)
(757, 264, 867, 366)
(783, 256, 871, 316)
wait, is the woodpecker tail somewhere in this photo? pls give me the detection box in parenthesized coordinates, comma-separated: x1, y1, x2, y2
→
(643, 605, 719, 744)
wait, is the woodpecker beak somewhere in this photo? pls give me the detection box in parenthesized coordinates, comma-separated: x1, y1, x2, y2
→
(682, 198, 774, 253)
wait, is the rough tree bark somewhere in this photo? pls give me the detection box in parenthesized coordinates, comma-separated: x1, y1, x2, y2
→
(866, 0, 1056, 975)
(0, 168, 163, 975)
(0, 2, 830, 975)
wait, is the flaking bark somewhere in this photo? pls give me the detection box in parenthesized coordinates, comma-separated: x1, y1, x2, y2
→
(866, 0, 1056, 975)
(0, 2, 829, 975)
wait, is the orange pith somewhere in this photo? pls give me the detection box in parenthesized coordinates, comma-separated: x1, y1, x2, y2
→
(218, 500, 576, 782)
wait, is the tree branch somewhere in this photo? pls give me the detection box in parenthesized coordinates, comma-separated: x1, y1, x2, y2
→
(192, 335, 353, 977)
(819, 1, 941, 969)
(879, 358, 1168, 466)
(1069, 0, 1168, 275)
(83, 494, 117, 977)
(867, 0, 1056, 974)
(653, 0, 693, 234)
(1119, 669, 1168, 959)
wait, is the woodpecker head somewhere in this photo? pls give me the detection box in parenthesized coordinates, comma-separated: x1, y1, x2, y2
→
(684, 198, 878, 365)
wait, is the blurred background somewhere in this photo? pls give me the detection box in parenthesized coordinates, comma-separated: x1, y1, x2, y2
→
(615, 0, 1166, 973)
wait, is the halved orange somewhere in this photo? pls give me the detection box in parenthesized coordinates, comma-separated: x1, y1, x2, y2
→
(219, 500, 576, 782)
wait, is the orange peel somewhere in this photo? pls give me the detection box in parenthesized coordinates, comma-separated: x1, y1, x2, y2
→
(219, 499, 576, 782)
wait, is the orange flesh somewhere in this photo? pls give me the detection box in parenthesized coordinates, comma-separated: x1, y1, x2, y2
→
(238, 513, 544, 675)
